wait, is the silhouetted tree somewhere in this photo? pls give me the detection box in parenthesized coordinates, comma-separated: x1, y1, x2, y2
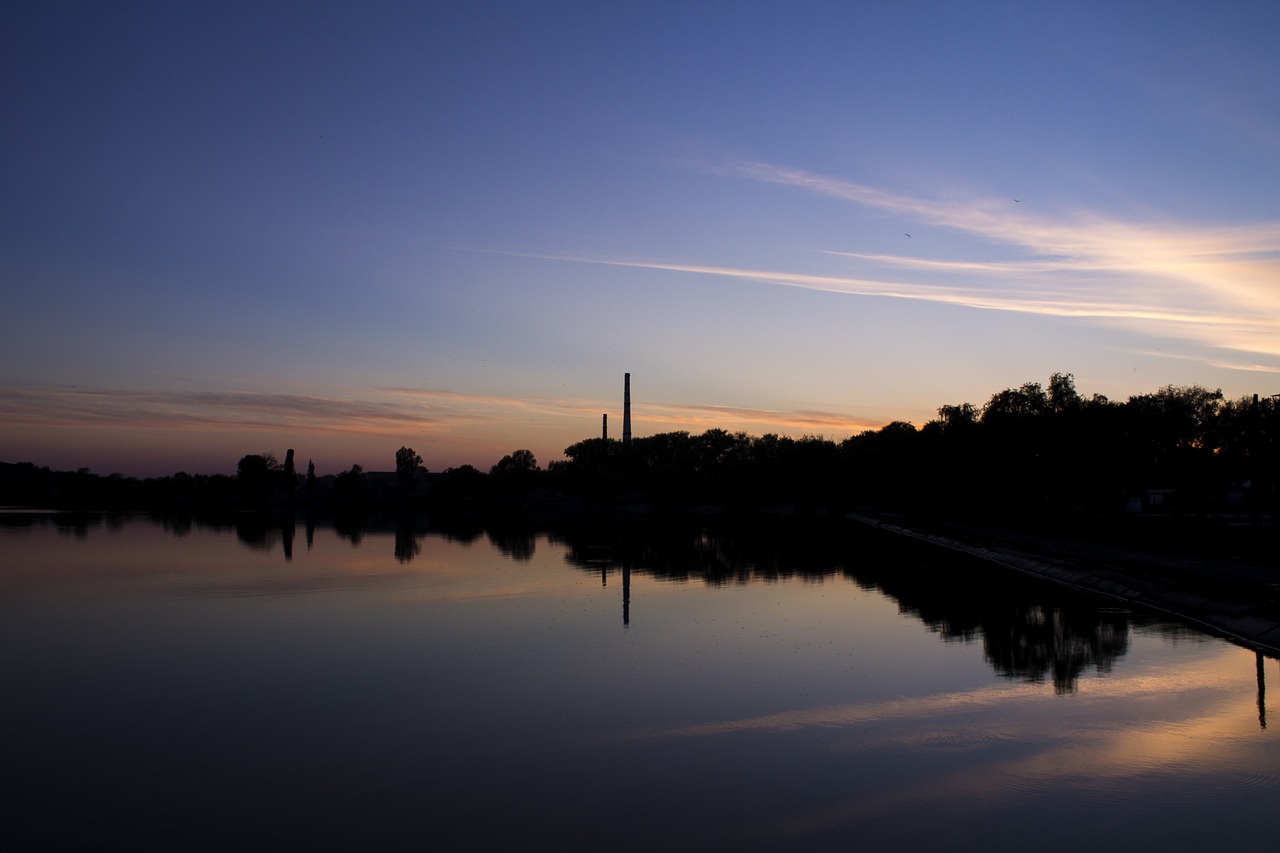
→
(491, 448, 537, 476)
(432, 464, 488, 506)
(555, 438, 626, 501)
(236, 453, 280, 502)
(1216, 394, 1280, 492)
(333, 464, 366, 501)
(237, 453, 278, 482)
(1124, 385, 1222, 453)
(1119, 384, 1224, 504)
(396, 446, 424, 482)
(282, 449, 296, 496)
(489, 449, 541, 503)
(982, 382, 1049, 422)
(934, 402, 979, 432)
(1048, 372, 1083, 415)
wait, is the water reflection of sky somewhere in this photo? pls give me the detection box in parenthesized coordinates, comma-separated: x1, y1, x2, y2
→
(1, 515, 1276, 851)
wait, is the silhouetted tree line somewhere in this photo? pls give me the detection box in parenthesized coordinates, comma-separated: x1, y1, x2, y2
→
(550, 374, 1279, 521)
(4, 375, 1279, 522)
(0, 443, 439, 513)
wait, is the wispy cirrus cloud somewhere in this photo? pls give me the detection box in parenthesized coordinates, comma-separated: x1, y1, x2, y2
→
(0, 384, 877, 443)
(550, 256, 1244, 327)
(730, 160, 1280, 263)
(0, 386, 487, 436)
(727, 161, 1280, 357)
(530, 162, 1280, 363)
(636, 399, 882, 435)
(382, 388, 873, 434)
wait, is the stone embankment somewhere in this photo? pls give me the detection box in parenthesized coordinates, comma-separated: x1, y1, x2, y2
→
(849, 512, 1280, 656)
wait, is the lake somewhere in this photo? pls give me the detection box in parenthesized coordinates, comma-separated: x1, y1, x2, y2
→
(2, 511, 1278, 851)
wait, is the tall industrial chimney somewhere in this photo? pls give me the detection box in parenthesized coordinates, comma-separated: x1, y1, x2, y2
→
(602, 413, 608, 441)
(622, 373, 632, 446)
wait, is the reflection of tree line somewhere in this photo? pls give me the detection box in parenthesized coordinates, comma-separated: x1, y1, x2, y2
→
(150, 512, 1140, 694)
(13, 510, 1274, 708)
(227, 510, 540, 566)
(554, 517, 1132, 693)
(2, 508, 433, 565)
(850, 545, 1131, 695)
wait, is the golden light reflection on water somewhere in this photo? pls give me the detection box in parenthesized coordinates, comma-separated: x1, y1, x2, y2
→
(635, 646, 1244, 741)
(654, 643, 1279, 840)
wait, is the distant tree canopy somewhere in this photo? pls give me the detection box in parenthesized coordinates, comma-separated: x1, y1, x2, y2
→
(396, 446, 424, 483)
(491, 449, 538, 477)
(550, 374, 1275, 517)
(429, 464, 487, 507)
(236, 453, 279, 482)
(486, 450, 540, 503)
(4, 373, 1276, 519)
(333, 464, 366, 500)
(235, 452, 285, 501)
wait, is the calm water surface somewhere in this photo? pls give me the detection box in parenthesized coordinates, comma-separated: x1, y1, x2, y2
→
(2, 512, 1278, 851)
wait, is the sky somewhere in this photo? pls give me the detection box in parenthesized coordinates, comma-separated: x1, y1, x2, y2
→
(3, 1, 1280, 477)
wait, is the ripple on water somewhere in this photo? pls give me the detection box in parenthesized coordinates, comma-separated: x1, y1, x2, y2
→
(991, 766, 1280, 813)
(913, 729, 1009, 753)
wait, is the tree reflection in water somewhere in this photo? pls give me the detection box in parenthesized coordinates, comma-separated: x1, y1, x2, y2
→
(486, 523, 537, 561)
(554, 516, 1130, 693)
(394, 515, 422, 563)
(207, 511, 1137, 692)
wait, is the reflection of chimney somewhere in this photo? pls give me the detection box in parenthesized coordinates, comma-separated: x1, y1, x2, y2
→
(622, 561, 631, 627)
(1258, 651, 1268, 730)
(623, 373, 632, 446)
(602, 413, 608, 441)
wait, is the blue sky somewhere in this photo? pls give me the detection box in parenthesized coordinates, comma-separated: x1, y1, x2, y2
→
(3, 1, 1279, 476)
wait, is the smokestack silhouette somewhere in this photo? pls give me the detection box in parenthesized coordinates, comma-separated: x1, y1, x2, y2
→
(623, 373, 632, 446)
(602, 413, 608, 441)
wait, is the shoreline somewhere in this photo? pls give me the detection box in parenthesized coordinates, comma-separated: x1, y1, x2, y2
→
(848, 511, 1280, 656)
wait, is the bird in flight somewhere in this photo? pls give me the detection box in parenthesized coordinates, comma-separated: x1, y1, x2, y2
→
(905, 233, 911, 238)
(1013, 198, 1021, 203)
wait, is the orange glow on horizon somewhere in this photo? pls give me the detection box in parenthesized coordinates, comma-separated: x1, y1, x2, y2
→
(0, 384, 888, 478)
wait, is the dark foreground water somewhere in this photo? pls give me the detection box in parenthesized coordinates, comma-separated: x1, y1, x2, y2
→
(2, 512, 1278, 851)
